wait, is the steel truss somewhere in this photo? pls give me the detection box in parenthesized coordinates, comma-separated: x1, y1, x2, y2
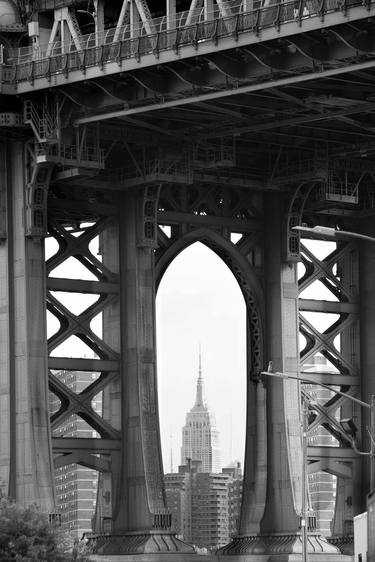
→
(3, 0, 375, 557)
(46, 216, 121, 486)
(46, 173, 267, 532)
(299, 237, 360, 550)
(9, 123, 369, 556)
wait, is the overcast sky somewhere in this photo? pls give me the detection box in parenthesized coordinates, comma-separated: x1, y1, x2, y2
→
(156, 242, 247, 472)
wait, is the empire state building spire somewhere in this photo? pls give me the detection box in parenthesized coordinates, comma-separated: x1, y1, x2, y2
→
(181, 349, 222, 472)
(194, 347, 206, 409)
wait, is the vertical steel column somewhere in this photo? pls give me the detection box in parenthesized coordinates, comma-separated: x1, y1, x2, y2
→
(261, 192, 303, 540)
(329, 240, 359, 554)
(0, 139, 11, 498)
(359, 218, 375, 561)
(117, 192, 165, 530)
(95, 221, 122, 534)
(130, 0, 140, 39)
(94, 0, 105, 45)
(166, 0, 176, 29)
(97, 192, 194, 555)
(260, 194, 340, 558)
(237, 378, 267, 539)
(359, 219, 375, 495)
(0, 140, 54, 510)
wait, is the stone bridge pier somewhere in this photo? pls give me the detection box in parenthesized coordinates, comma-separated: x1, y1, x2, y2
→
(2, 0, 375, 559)
(0, 140, 355, 561)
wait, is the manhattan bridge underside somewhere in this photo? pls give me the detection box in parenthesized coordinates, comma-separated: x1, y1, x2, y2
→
(2, 0, 375, 560)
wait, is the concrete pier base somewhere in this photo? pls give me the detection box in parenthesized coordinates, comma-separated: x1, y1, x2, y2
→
(217, 533, 349, 559)
(266, 557, 353, 562)
(90, 552, 214, 562)
(90, 553, 353, 562)
(91, 531, 195, 556)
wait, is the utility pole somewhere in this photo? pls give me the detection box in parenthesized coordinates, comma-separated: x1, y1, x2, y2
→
(301, 397, 309, 562)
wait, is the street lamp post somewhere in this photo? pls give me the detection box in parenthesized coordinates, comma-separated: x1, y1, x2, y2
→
(301, 396, 309, 562)
(261, 368, 375, 560)
(292, 225, 375, 245)
(371, 396, 375, 493)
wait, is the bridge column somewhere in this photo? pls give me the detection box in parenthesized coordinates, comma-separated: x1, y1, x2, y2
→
(259, 194, 343, 560)
(0, 140, 55, 510)
(358, 219, 375, 557)
(92, 221, 121, 536)
(358, 219, 375, 492)
(328, 238, 359, 555)
(96, 192, 194, 556)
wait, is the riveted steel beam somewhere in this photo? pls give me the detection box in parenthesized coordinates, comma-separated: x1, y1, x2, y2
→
(308, 446, 358, 459)
(53, 437, 120, 452)
(49, 357, 119, 371)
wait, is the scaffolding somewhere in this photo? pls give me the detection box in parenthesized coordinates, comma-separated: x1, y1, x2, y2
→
(318, 171, 359, 204)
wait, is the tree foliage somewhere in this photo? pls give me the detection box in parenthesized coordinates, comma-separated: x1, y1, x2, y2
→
(0, 497, 91, 561)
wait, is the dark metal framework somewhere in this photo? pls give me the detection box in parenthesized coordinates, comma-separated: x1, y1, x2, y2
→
(2, 0, 375, 556)
(299, 237, 360, 548)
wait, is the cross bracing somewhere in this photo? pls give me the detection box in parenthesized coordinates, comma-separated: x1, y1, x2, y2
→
(1, 0, 375, 558)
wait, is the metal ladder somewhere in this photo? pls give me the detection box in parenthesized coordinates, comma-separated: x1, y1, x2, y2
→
(24, 100, 57, 144)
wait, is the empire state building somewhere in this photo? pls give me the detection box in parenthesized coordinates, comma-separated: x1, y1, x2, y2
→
(180, 354, 221, 473)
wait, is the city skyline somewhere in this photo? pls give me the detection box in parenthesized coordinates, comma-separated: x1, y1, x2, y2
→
(157, 242, 246, 472)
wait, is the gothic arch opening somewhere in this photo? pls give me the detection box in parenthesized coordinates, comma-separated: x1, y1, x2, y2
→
(156, 241, 246, 475)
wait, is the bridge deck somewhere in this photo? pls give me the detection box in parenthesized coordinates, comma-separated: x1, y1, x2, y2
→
(1, 0, 373, 93)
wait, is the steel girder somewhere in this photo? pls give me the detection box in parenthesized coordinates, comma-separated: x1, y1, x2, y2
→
(298, 235, 361, 551)
(47, 217, 121, 475)
(4, 0, 375, 99)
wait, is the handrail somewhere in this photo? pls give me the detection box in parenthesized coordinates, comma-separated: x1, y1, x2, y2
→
(36, 142, 104, 164)
(101, 158, 192, 182)
(0, 0, 367, 85)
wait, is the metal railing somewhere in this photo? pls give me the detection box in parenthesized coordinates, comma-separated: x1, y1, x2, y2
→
(193, 145, 236, 168)
(318, 177, 359, 203)
(102, 158, 193, 184)
(34, 0, 80, 8)
(276, 154, 375, 177)
(8, 0, 246, 63)
(36, 142, 104, 165)
(273, 157, 328, 180)
(0, 0, 366, 85)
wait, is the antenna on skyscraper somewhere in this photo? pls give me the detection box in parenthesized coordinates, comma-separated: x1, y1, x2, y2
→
(170, 433, 174, 473)
(229, 413, 233, 462)
(195, 344, 206, 408)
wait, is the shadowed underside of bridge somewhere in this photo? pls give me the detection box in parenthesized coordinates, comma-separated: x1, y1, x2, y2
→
(1, 0, 375, 559)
